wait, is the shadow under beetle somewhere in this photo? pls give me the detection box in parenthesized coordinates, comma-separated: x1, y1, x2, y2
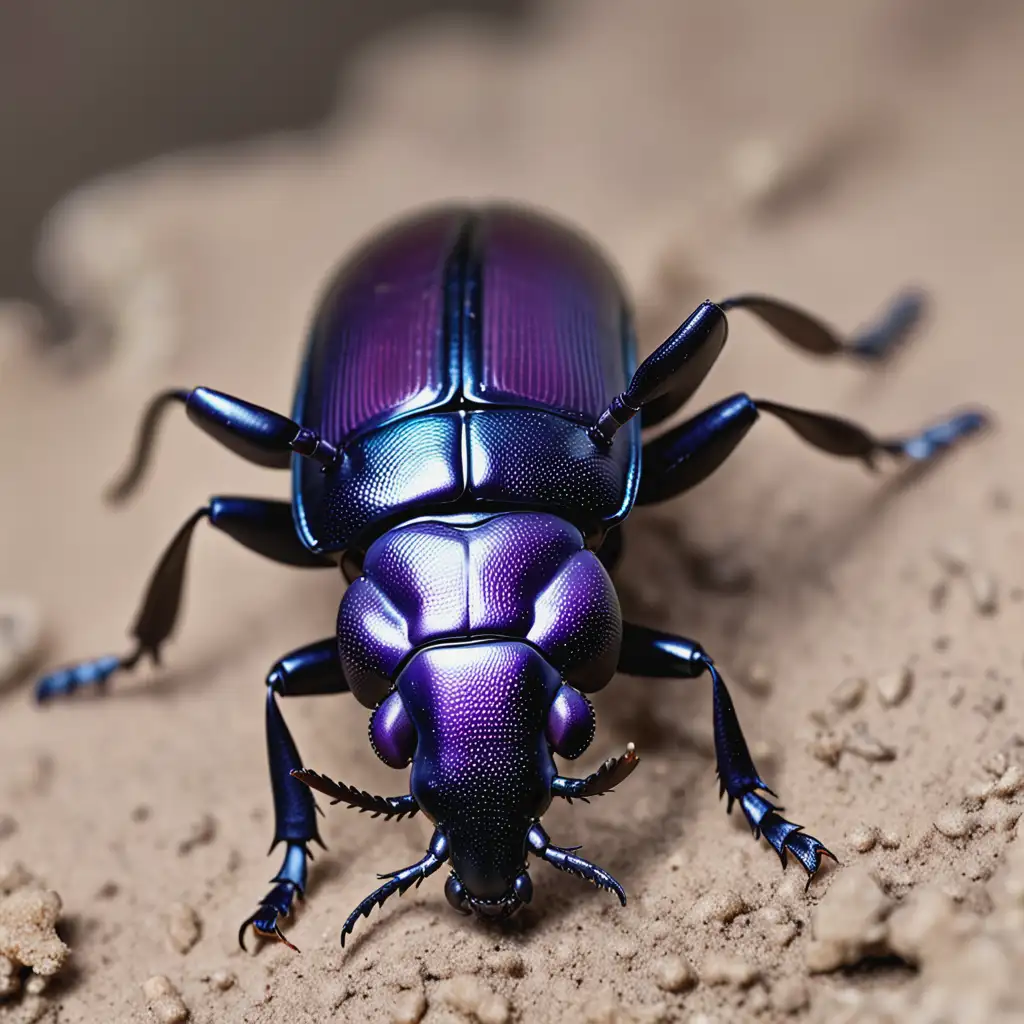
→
(36, 204, 987, 950)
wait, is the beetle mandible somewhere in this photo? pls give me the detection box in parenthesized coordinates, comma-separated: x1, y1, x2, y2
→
(36, 204, 986, 949)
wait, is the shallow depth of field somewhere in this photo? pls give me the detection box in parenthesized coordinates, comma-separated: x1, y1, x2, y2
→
(2, 3, 1023, 1022)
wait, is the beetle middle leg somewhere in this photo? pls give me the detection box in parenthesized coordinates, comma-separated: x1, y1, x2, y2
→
(35, 497, 332, 701)
(618, 622, 835, 879)
(634, 392, 986, 505)
(239, 638, 351, 951)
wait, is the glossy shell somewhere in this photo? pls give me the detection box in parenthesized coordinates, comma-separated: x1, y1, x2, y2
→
(292, 205, 639, 555)
(336, 512, 622, 708)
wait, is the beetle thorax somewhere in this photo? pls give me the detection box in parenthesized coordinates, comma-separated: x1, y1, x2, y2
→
(336, 512, 622, 710)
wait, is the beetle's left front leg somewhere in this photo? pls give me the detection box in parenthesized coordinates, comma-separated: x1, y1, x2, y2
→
(240, 638, 351, 952)
(618, 622, 835, 880)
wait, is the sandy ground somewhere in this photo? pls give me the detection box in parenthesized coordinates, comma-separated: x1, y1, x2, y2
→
(2, 2, 1024, 1021)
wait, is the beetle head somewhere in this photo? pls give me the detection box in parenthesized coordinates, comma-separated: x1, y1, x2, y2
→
(397, 639, 558, 918)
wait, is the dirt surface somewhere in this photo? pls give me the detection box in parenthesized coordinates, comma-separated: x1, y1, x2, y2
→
(2, 3, 1024, 1021)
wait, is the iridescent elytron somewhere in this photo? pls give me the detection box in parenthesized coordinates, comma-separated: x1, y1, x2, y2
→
(36, 205, 986, 949)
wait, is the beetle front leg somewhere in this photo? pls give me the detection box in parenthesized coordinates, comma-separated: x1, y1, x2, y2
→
(240, 638, 350, 952)
(618, 623, 836, 880)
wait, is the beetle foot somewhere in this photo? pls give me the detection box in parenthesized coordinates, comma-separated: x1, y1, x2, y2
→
(35, 647, 145, 703)
(848, 288, 926, 360)
(887, 408, 990, 463)
(239, 841, 309, 952)
(238, 880, 303, 952)
(734, 789, 837, 883)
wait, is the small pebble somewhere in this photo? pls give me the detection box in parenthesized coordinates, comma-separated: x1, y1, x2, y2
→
(0, 816, 16, 842)
(435, 974, 509, 1024)
(24, 972, 47, 996)
(391, 987, 427, 1024)
(992, 764, 1024, 798)
(875, 666, 913, 708)
(653, 954, 696, 993)
(947, 680, 965, 707)
(771, 976, 809, 1013)
(933, 808, 975, 839)
(208, 969, 235, 991)
(848, 824, 878, 853)
(830, 676, 867, 713)
(968, 570, 998, 616)
(166, 902, 201, 954)
(843, 723, 897, 763)
(740, 663, 774, 696)
(687, 889, 748, 924)
(702, 953, 759, 988)
(142, 975, 190, 1023)
(0, 887, 69, 975)
(878, 831, 901, 850)
(809, 730, 844, 767)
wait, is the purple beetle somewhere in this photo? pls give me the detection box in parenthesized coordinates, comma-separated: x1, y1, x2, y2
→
(36, 204, 986, 949)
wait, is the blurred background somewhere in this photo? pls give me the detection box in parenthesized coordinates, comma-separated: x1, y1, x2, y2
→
(1, 3, 1023, 1022)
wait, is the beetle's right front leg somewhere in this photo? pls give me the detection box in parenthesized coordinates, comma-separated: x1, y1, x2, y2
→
(240, 638, 351, 952)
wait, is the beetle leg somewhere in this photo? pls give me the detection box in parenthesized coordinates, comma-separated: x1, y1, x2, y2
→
(527, 824, 626, 905)
(239, 639, 351, 952)
(35, 498, 331, 703)
(635, 392, 988, 506)
(338, 831, 449, 948)
(617, 622, 837, 882)
(593, 290, 975, 441)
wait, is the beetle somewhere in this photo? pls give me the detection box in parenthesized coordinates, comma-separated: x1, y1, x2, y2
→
(36, 203, 986, 950)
